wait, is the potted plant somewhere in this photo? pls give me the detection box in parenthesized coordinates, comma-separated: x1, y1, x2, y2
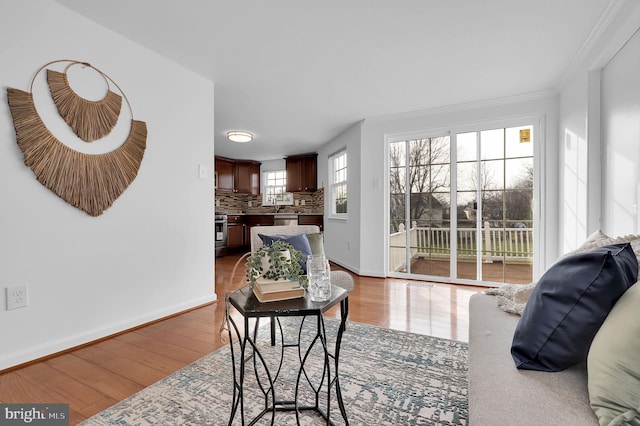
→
(245, 240, 308, 288)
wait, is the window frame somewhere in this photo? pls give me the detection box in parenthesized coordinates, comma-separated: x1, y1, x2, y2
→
(329, 149, 348, 219)
(385, 115, 544, 284)
(262, 170, 293, 206)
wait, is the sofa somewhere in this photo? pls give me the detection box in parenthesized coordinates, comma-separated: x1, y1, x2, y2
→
(469, 231, 640, 426)
(468, 293, 598, 425)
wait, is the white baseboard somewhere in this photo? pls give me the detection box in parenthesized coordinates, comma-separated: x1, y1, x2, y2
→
(327, 258, 386, 278)
(0, 294, 217, 371)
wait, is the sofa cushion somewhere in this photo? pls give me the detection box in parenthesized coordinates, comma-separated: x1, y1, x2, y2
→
(469, 294, 599, 425)
(258, 232, 312, 271)
(306, 232, 325, 256)
(511, 243, 638, 372)
(588, 282, 640, 425)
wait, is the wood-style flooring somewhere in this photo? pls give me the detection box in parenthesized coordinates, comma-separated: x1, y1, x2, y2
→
(0, 253, 484, 424)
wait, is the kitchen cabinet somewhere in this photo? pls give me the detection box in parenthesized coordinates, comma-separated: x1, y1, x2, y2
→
(298, 214, 324, 231)
(243, 215, 275, 247)
(215, 157, 235, 193)
(286, 154, 317, 192)
(226, 215, 245, 249)
(234, 161, 260, 195)
(215, 156, 261, 195)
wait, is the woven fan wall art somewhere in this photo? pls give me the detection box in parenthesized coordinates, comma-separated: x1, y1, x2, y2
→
(6, 60, 147, 217)
(47, 67, 122, 142)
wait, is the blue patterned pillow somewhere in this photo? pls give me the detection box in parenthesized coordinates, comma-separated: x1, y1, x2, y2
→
(258, 233, 312, 272)
(511, 243, 638, 372)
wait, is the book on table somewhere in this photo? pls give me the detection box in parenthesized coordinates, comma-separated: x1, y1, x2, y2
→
(253, 285, 304, 302)
(254, 278, 302, 293)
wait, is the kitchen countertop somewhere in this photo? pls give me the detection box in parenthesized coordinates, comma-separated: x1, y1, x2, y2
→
(216, 212, 323, 216)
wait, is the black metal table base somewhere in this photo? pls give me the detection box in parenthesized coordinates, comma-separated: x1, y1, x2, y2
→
(226, 289, 349, 426)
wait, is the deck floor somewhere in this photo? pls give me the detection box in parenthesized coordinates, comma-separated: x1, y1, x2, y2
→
(409, 257, 533, 284)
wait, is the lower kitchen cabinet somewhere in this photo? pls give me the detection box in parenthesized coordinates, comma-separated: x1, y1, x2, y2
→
(298, 214, 324, 231)
(243, 215, 275, 247)
(226, 215, 245, 250)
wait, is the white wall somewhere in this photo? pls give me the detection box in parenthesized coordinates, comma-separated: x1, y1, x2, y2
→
(318, 122, 362, 272)
(557, 1, 640, 250)
(601, 28, 640, 236)
(0, 1, 215, 370)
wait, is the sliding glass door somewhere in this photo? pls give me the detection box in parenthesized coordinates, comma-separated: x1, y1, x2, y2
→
(389, 125, 534, 285)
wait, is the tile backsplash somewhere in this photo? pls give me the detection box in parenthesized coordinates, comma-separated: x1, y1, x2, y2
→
(215, 188, 324, 214)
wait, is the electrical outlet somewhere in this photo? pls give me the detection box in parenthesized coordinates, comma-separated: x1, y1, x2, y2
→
(6, 285, 28, 310)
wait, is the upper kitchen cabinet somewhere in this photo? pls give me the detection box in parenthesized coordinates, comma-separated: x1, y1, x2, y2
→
(215, 156, 261, 195)
(286, 153, 317, 192)
(234, 161, 260, 194)
(215, 157, 235, 192)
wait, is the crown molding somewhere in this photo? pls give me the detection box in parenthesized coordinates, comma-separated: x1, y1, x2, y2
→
(556, 0, 640, 90)
(368, 90, 557, 123)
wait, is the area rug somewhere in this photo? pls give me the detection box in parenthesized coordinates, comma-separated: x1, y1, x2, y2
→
(80, 318, 468, 425)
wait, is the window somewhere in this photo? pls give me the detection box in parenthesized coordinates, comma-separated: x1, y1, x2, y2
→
(263, 170, 293, 205)
(329, 150, 348, 217)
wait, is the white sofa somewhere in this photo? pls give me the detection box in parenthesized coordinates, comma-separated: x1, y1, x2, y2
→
(468, 293, 599, 425)
(468, 231, 640, 425)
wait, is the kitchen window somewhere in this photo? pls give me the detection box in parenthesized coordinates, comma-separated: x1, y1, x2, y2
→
(263, 170, 293, 205)
(329, 149, 348, 218)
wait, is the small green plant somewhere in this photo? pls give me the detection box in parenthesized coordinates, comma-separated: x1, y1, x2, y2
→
(245, 240, 308, 287)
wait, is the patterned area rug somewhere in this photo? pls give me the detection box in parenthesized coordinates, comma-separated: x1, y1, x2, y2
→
(80, 318, 468, 425)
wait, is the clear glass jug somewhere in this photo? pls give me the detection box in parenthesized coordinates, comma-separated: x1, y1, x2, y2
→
(306, 255, 331, 302)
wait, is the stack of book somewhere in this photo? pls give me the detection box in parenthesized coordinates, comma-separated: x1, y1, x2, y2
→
(252, 277, 304, 302)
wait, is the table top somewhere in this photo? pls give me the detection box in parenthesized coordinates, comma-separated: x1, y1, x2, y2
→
(227, 284, 348, 317)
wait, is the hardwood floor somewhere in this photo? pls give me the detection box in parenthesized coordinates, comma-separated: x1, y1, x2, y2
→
(0, 253, 484, 424)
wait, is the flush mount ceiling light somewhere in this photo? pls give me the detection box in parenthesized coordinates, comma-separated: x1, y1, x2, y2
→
(227, 131, 253, 143)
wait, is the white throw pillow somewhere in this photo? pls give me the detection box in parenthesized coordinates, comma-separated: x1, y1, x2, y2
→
(485, 282, 536, 316)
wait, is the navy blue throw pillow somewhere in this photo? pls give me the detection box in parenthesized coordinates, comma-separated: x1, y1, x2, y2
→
(258, 233, 312, 272)
(511, 243, 638, 372)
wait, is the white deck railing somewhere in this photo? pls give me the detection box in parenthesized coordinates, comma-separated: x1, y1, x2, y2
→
(389, 222, 533, 272)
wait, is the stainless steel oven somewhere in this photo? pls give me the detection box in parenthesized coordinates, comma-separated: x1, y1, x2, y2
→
(215, 213, 227, 257)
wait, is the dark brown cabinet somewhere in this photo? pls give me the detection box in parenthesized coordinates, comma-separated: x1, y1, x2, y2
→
(243, 215, 275, 247)
(298, 214, 324, 231)
(219, 214, 324, 255)
(215, 156, 261, 195)
(215, 157, 235, 193)
(286, 154, 317, 192)
(226, 215, 245, 249)
(234, 161, 260, 194)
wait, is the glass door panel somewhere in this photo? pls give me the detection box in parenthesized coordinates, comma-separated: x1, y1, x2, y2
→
(480, 126, 534, 283)
(389, 136, 451, 278)
(455, 126, 534, 284)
